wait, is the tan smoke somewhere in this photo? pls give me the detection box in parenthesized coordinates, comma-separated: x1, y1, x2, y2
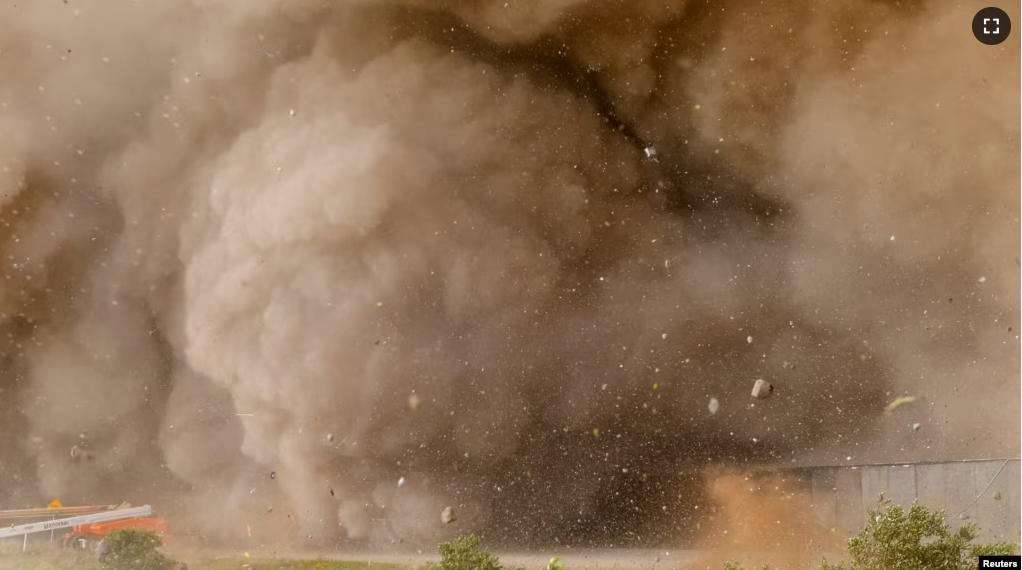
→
(687, 470, 844, 570)
(0, 0, 1016, 551)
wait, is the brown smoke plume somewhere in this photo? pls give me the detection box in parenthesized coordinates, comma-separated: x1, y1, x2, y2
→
(687, 470, 845, 570)
(0, 0, 1017, 550)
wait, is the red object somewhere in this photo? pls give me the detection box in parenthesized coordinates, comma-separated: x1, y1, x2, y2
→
(62, 517, 171, 548)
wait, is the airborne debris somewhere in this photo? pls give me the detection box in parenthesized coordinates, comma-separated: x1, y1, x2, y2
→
(884, 396, 917, 414)
(440, 506, 456, 524)
(746, 335, 753, 343)
(644, 146, 657, 160)
(911, 423, 921, 430)
(408, 393, 422, 410)
(70, 444, 95, 462)
(397, 477, 405, 487)
(751, 379, 773, 399)
(708, 398, 720, 415)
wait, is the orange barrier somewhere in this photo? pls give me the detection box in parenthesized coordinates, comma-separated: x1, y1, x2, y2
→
(63, 517, 171, 548)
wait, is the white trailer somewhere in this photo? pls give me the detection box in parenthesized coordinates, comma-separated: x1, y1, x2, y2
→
(0, 505, 152, 552)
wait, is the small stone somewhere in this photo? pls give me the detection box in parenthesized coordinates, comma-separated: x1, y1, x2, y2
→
(441, 506, 456, 524)
(751, 379, 773, 399)
(911, 423, 921, 430)
(708, 398, 720, 415)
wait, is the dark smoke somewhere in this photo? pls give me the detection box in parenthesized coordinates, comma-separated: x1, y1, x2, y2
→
(0, 0, 1017, 550)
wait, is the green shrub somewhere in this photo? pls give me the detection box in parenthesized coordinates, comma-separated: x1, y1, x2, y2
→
(821, 495, 1016, 570)
(543, 557, 565, 570)
(722, 496, 1016, 570)
(103, 529, 177, 570)
(426, 535, 523, 570)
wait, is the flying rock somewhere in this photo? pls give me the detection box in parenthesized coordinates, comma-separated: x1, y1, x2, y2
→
(441, 506, 456, 524)
(751, 379, 773, 399)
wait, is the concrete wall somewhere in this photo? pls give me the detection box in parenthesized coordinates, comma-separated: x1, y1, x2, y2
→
(789, 459, 1020, 542)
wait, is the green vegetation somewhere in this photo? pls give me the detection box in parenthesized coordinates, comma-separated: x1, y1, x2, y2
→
(197, 559, 402, 570)
(425, 535, 522, 570)
(0, 551, 398, 570)
(0, 550, 101, 570)
(103, 529, 177, 570)
(724, 495, 1017, 570)
(820, 496, 1016, 570)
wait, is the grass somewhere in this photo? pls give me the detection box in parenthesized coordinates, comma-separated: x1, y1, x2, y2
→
(198, 559, 405, 570)
(0, 549, 102, 570)
(0, 549, 404, 570)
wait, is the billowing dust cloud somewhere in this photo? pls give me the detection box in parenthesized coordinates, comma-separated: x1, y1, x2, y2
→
(0, 0, 1017, 550)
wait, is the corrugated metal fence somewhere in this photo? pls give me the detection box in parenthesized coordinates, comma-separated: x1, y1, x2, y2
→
(789, 458, 1020, 542)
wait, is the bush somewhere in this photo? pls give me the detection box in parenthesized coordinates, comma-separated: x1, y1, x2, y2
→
(721, 496, 1016, 570)
(426, 535, 523, 570)
(103, 528, 177, 570)
(821, 495, 1016, 570)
